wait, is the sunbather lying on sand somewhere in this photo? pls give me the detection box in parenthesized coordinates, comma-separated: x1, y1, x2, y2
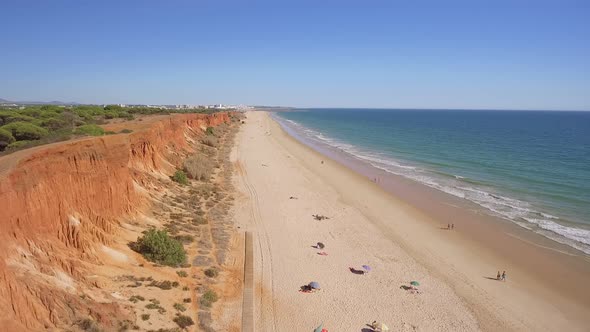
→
(300, 285, 320, 293)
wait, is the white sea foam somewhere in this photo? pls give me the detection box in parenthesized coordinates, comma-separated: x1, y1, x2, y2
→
(274, 113, 590, 255)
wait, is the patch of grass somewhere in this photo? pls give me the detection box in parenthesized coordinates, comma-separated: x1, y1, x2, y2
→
(173, 315, 194, 329)
(74, 124, 105, 136)
(148, 280, 174, 290)
(145, 301, 166, 314)
(173, 303, 187, 312)
(176, 270, 188, 278)
(204, 268, 218, 278)
(129, 295, 145, 303)
(131, 229, 186, 266)
(118, 320, 137, 331)
(183, 154, 214, 181)
(200, 289, 218, 308)
(141, 314, 150, 321)
(205, 126, 214, 135)
(171, 170, 189, 185)
(120, 128, 133, 133)
(192, 216, 208, 225)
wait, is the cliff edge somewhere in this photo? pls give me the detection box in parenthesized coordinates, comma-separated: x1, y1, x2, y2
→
(0, 112, 230, 331)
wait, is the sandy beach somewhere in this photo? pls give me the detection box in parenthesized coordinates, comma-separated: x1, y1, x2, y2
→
(231, 111, 590, 331)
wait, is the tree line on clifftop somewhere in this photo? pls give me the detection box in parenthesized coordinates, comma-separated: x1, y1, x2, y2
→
(0, 104, 224, 153)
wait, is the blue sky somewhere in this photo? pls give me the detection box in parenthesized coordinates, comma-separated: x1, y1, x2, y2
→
(1, 0, 589, 110)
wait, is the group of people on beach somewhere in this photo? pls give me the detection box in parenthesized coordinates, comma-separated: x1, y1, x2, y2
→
(496, 270, 507, 281)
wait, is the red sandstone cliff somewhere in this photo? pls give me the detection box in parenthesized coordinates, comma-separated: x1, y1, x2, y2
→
(0, 112, 230, 331)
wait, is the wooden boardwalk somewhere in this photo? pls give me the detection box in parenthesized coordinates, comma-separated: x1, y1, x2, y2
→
(242, 232, 254, 332)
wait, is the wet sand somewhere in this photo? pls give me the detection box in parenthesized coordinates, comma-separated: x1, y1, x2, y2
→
(232, 111, 590, 331)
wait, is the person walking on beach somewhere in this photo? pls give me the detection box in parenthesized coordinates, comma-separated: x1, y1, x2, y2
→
(451, 223, 454, 230)
(501, 271, 507, 281)
(496, 271, 501, 280)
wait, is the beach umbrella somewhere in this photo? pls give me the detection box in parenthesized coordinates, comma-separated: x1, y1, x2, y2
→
(317, 242, 325, 249)
(313, 324, 323, 332)
(309, 281, 320, 289)
(373, 322, 389, 332)
(362, 265, 371, 272)
(410, 281, 420, 286)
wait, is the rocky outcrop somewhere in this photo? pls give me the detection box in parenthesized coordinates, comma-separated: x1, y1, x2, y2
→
(0, 112, 230, 330)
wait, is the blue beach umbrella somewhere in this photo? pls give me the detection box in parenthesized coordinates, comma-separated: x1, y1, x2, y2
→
(362, 265, 371, 272)
(309, 281, 320, 289)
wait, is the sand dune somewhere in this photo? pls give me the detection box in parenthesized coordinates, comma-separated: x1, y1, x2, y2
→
(231, 111, 589, 331)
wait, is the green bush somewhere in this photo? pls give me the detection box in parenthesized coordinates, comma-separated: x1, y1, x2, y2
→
(204, 268, 218, 278)
(200, 289, 218, 308)
(132, 229, 186, 266)
(40, 117, 68, 131)
(75, 124, 105, 136)
(173, 315, 194, 329)
(120, 128, 133, 133)
(129, 295, 145, 303)
(1, 121, 49, 140)
(205, 126, 214, 135)
(0, 111, 36, 125)
(173, 303, 186, 312)
(39, 109, 61, 119)
(171, 170, 188, 185)
(104, 111, 118, 119)
(176, 270, 188, 278)
(6, 140, 32, 150)
(0, 128, 15, 150)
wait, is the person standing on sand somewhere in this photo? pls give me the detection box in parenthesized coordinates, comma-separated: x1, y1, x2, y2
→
(451, 223, 454, 230)
(497, 271, 501, 280)
(447, 224, 451, 230)
(501, 271, 507, 281)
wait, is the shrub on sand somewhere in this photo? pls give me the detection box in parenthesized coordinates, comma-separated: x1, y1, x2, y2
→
(173, 315, 194, 329)
(132, 229, 186, 266)
(183, 154, 214, 181)
(171, 170, 189, 185)
(204, 268, 218, 278)
(200, 289, 218, 308)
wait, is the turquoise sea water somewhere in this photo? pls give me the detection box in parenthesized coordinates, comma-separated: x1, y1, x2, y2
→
(273, 109, 590, 255)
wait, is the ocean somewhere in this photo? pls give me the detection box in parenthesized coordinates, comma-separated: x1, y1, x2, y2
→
(273, 109, 590, 255)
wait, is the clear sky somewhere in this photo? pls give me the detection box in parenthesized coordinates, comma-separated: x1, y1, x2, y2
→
(1, 0, 589, 110)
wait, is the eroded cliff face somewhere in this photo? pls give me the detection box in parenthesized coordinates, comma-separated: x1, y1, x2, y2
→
(0, 112, 230, 331)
